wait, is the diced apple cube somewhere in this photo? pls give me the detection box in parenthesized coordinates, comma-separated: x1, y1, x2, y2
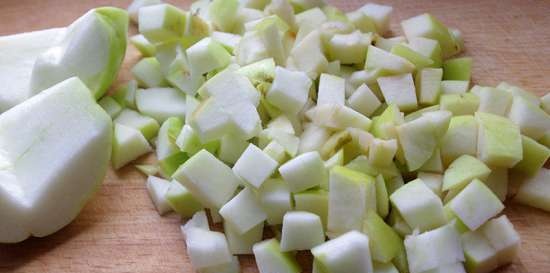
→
(135, 87, 186, 123)
(441, 115, 478, 165)
(266, 66, 312, 114)
(441, 80, 469, 94)
(507, 95, 550, 139)
(447, 179, 504, 230)
(173, 150, 241, 208)
(369, 138, 397, 167)
(279, 151, 328, 193)
(138, 4, 185, 44)
(294, 188, 329, 228)
(280, 211, 325, 251)
(185, 228, 233, 270)
(471, 86, 513, 116)
(512, 135, 550, 176)
(348, 84, 382, 117)
(514, 168, 550, 212)
(186, 37, 231, 75)
(443, 155, 491, 191)
(362, 210, 402, 263)
(257, 178, 292, 225)
(219, 187, 267, 234)
(443, 57, 472, 81)
(366, 45, 415, 75)
(253, 239, 301, 273)
(317, 73, 346, 106)
(415, 68, 443, 105)
(440, 93, 479, 116)
(112, 123, 152, 169)
(131, 57, 168, 88)
(146, 176, 172, 215)
(407, 37, 443, 67)
(359, 3, 393, 34)
(114, 109, 159, 140)
(290, 30, 328, 79)
(476, 112, 523, 167)
(377, 73, 418, 112)
(401, 13, 461, 58)
(328, 31, 372, 64)
(396, 116, 438, 171)
(233, 144, 278, 188)
(98, 96, 123, 118)
(306, 104, 372, 131)
(224, 221, 263, 255)
(311, 231, 374, 273)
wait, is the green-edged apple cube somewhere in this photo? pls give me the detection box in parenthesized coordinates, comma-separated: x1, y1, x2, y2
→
(135, 88, 186, 123)
(370, 104, 403, 140)
(447, 179, 504, 230)
(512, 135, 550, 176)
(253, 239, 301, 273)
(299, 123, 330, 154)
(138, 4, 185, 44)
(266, 66, 312, 114)
(258, 128, 300, 157)
(185, 228, 233, 270)
(135, 164, 159, 176)
(156, 117, 183, 161)
(98, 96, 123, 118)
(418, 172, 443, 197)
(146, 176, 172, 215)
(130, 34, 156, 57)
(442, 155, 491, 191)
(377, 73, 418, 112)
(198, 69, 260, 107)
(114, 109, 159, 141)
(441, 80, 469, 94)
(328, 166, 376, 237)
(224, 100, 262, 141)
(507, 95, 550, 140)
(482, 167, 508, 202)
(462, 229, 499, 273)
(279, 151, 328, 193)
(476, 112, 523, 168)
(320, 130, 351, 161)
(497, 82, 540, 106)
(180, 211, 209, 238)
(165, 181, 203, 218)
(280, 211, 325, 251)
(347, 84, 382, 117)
(189, 98, 232, 142)
(396, 116, 438, 171)
(159, 152, 188, 178)
(359, 3, 393, 34)
(127, 0, 162, 23)
(369, 138, 397, 167)
(218, 134, 249, 165)
(224, 221, 263, 255)
(471, 86, 513, 116)
(441, 115, 478, 165)
(362, 210, 402, 263)
(374, 36, 406, 52)
(347, 10, 376, 33)
(257, 178, 292, 225)
(407, 37, 443, 68)
(263, 141, 288, 164)
(390, 179, 446, 232)
(186, 37, 231, 75)
(415, 68, 443, 105)
(173, 150, 241, 208)
(440, 93, 479, 116)
(176, 125, 203, 156)
(219, 187, 267, 234)
(422, 110, 452, 138)
(112, 123, 152, 169)
(514, 168, 550, 212)
(328, 31, 372, 65)
(366, 45, 415, 75)
(419, 148, 444, 173)
(311, 230, 374, 273)
(131, 57, 168, 88)
(112, 80, 138, 109)
(443, 57, 472, 81)
(401, 13, 460, 58)
(212, 31, 242, 54)
(404, 224, 464, 273)
(306, 104, 372, 131)
(481, 215, 521, 266)
(290, 30, 328, 79)
(318, 73, 346, 106)
(209, 0, 239, 32)
(294, 188, 329, 228)
(296, 6, 327, 28)
(233, 144, 278, 188)
(391, 44, 434, 71)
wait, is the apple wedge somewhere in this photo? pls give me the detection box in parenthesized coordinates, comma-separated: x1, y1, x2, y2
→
(0, 77, 112, 243)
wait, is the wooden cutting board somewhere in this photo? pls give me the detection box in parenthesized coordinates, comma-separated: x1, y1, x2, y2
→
(0, 1, 549, 272)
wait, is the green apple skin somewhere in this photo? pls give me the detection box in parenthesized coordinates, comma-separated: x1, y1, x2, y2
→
(442, 155, 491, 191)
(401, 13, 461, 58)
(443, 57, 472, 81)
(253, 239, 302, 273)
(514, 168, 550, 212)
(476, 112, 523, 168)
(363, 210, 403, 263)
(440, 93, 479, 116)
(0, 77, 111, 243)
(441, 115, 478, 165)
(0, 28, 65, 113)
(512, 135, 550, 176)
(31, 8, 128, 99)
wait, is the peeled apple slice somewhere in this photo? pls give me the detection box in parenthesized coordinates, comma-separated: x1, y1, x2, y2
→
(0, 77, 112, 243)
(30, 8, 128, 99)
(0, 28, 65, 113)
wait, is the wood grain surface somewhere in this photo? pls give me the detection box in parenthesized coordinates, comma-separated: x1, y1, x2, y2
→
(0, 1, 549, 273)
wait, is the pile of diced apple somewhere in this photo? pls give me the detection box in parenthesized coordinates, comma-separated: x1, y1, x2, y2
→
(114, 0, 550, 273)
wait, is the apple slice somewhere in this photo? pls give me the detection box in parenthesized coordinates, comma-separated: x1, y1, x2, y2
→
(366, 45, 415, 75)
(514, 168, 550, 212)
(415, 68, 443, 105)
(257, 178, 293, 225)
(31, 8, 128, 99)
(512, 135, 550, 176)
(266, 66, 312, 114)
(163, 180, 203, 218)
(362, 210, 402, 263)
(507, 95, 550, 139)
(173, 150, 241, 208)
(443, 57, 472, 81)
(441, 115, 478, 165)
(390, 179, 446, 232)
(0, 28, 65, 112)
(280, 211, 325, 251)
(294, 188, 329, 228)
(312, 230, 374, 273)
(112, 123, 152, 169)
(0, 77, 111, 243)
(219, 187, 267, 234)
(471, 86, 513, 116)
(447, 179, 504, 230)
(442, 155, 491, 191)
(253, 239, 301, 273)
(145, 176, 172, 215)
(279, 151, 328, 193)
(224, 221, 264, 255)
(404, 224, 464, 273)
(233, 144, 278, 188)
